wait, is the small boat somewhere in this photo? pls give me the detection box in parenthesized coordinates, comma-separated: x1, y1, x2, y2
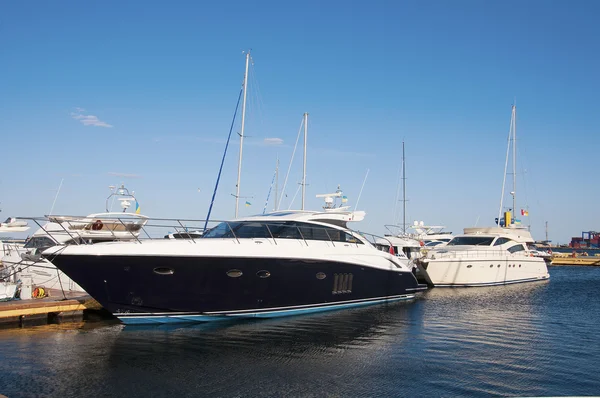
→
(0, 217, 30, 233)
(1, 184, 149, 296)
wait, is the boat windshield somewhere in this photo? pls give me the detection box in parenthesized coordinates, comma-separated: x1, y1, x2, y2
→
(23, 236, 56, 251)
(203, 221, 362, 243)
(446, 236, 495, 246)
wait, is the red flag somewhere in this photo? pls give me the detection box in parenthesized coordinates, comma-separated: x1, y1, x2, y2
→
(389, 245, 395, 255)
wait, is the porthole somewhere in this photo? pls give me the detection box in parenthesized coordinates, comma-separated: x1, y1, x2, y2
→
(519, 264, 521, 267)
(226, 269, 243, 278)
(256, 270, 271, 278)
(467, 265, 472, 268)
(316, 272, 326, 280)
(153, 267, 174, 275)
(497, 264, 501, 268)
(490, 264, 493, 268)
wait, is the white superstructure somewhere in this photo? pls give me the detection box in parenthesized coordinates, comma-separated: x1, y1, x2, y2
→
(417, 226, 549, 287)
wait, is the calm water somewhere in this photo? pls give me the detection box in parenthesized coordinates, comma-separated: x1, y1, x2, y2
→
(1, 266, 599, 397)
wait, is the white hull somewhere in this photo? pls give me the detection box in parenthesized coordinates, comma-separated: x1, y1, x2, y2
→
(424, 256, 549, 287)
(0, 282, 17, 300)
(1, 244, 86, 294)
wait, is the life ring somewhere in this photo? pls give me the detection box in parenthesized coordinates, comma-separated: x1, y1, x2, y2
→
(92, 220, 104, 231)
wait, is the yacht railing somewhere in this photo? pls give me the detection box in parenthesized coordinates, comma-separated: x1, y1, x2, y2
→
(426, 249, 534, 259)
(16, 216, 397, 250)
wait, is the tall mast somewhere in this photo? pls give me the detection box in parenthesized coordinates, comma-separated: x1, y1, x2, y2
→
(274, 156, 279, 211)
(497, 104, 516, 226)
(511, 104, 517, 216)
(301, 112, 308, 210)
(402, 141, 406, 233)
(235, 51, 250, 218)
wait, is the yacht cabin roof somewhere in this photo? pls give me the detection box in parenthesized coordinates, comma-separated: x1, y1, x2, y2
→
(235, 210, 366, 229)
(462, 226, 534, 243)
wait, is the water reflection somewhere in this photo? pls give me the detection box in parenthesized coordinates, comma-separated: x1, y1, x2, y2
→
(1, 268, 599, 397)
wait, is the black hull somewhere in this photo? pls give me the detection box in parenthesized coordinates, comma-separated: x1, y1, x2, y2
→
(48, 255, 422, 323)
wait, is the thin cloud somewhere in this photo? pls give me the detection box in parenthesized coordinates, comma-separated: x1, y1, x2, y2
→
(263, 137, 284, 146)
(108, 172, 142, 179)
(71, 108, 113, 128)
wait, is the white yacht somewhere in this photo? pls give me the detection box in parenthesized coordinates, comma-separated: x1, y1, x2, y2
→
(1, 185, 149, 296)
(409, 222, 454, 247)
(416, 105, 549, 287)
(416, 226, 550, 286)
(374, 225, 423, 261)
(0, 217, 30, 233)
(0, 218, 29, 300)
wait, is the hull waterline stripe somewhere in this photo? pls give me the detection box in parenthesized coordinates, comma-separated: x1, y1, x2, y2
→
(116, 294, 416, 322)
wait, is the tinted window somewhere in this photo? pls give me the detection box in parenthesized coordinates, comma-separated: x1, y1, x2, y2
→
(24, 237, 56, 251)
(203, 222, 235, 238)
(507, 244, 526, 253)
(232, 222, 271, 239)
(447, 236, 494, 246)
(298, 224, 338, 241)
(493, 237, 512, 246)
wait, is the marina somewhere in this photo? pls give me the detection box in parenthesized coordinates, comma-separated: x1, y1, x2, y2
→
(0, 266, 598, 397)
(2, 1, 600, 396)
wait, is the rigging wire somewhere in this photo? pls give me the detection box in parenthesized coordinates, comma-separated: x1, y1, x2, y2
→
(204, 87, 244, 230)
(249, 61, 266, 134)
(262, 167, 277, 214)
(287, 184, 302, 210)
(354, 169, 370, 211)
(278, 117, 304, 210)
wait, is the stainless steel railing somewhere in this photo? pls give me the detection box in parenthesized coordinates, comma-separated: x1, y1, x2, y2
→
(16, 215, 398, 250)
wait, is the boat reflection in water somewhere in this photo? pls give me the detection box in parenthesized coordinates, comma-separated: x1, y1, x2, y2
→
(2, 267, 599, 397)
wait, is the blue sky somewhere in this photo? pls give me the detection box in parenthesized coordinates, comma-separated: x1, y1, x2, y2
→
(1, 0, 599, 244)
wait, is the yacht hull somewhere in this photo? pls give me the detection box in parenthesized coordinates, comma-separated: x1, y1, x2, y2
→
(422, 257, 550, 287)
(1, 247, 86, 294)
(48, 254, 423, 324)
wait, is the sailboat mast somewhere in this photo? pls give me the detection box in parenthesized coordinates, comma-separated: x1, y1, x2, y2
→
(402, 141, 406, 233)
(274, 156, 279, 211)
(301, 112, 308, 210)
(235, 51, 250, 218)
(512, 105, 517, 216)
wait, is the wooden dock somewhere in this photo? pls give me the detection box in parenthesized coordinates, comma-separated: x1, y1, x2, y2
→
(0, 289, 105, 328)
